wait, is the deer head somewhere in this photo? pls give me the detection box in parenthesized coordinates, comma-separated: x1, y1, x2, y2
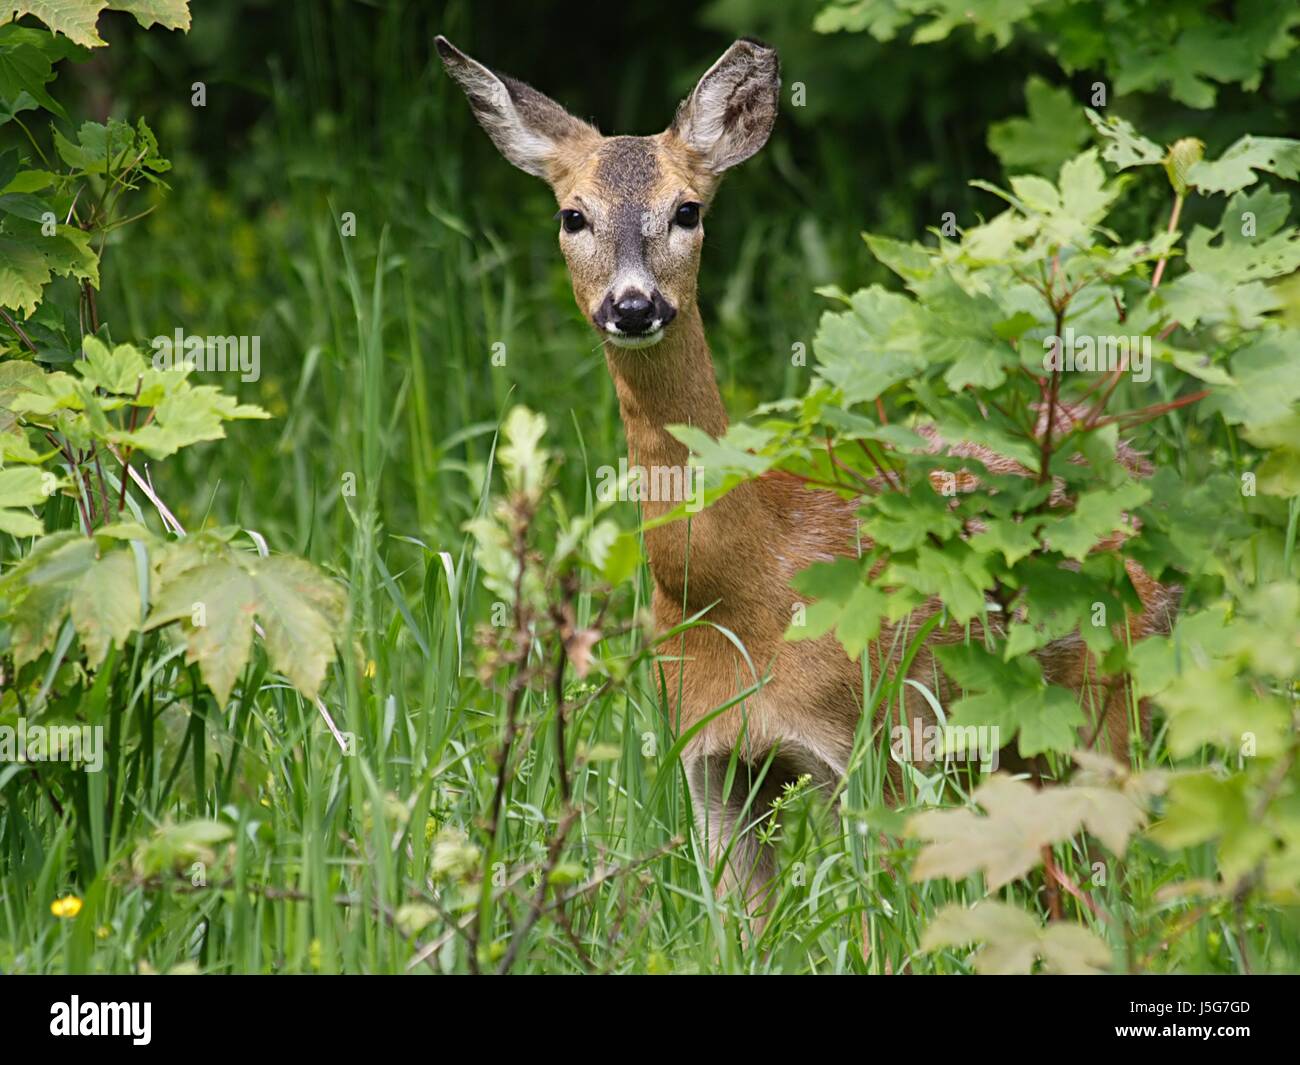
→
(436, 36, 779, 349)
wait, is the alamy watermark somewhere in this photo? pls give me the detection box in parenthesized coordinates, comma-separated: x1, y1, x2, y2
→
(890, 720, 1001, 772)
(50, 997, 151, 1045)
(151, 328, 261, 382)
(1042, 329, 1151, 382)
(595, 459, 704, 512)
(0, 718, 104, 773)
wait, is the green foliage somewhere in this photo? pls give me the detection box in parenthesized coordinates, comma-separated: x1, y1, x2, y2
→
(815, 0, 1300, 109)
(987, 76, 1090, 178)
(922, 899, 1111, 974)
(0, 3, 348, 948)
(673, 96, 1300, 956)
(0, 2, 191, 50)
(2, 0, 1297, 977)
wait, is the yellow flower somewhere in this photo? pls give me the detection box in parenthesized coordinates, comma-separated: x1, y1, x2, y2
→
(51, 895, 82, 919)
(364, 660, 376, 679)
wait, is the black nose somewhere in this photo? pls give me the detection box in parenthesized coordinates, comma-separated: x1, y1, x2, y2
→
(613, 292, 654, 334)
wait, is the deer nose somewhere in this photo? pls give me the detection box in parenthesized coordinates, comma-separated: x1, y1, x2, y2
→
(613, 292, 655, 334)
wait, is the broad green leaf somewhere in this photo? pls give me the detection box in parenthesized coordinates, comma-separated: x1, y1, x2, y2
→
(0, 463, 52, 505)
(968, 516, 1042, 565)
(249, 555, 349, 703)
(1187, 134, 1300, 195)
(0, 219, 98, 316)
(0, 24, 78, 120)
(146, 558, 256, 708)
(144, 546, 346, 707)
(1148, 772, 1250, 850)
(1185, 188, 1300, 284)
(70, 545, 139, 665)
(1046, 481, 1149, 561)
(812, 285, 927, 404)
(1158, 664, 1289, 758)
(988, 77, 1090, 177)
(1205, 333, 1300, 428)
(886, 543, 992, 623)
(908, 772, 1155, 889)
(831, 582, 888, 658)
(0, 532, 95, 666)
(498, 405, 549, 501)
(922, 901, 1110, 975)
(75, 335, 146, 393)
(1086, 109, 1164, 171)
(0, 1, 191, 50)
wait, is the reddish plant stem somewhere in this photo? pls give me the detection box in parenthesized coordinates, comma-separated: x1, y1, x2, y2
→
(1150, 193, 1184, 292)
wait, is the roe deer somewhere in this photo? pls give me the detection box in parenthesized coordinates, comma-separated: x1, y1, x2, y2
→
(436, 36, 1178, 915)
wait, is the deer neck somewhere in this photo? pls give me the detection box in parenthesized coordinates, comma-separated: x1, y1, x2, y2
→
(604, 305, 757, 607)
(604, 305, 725, 500)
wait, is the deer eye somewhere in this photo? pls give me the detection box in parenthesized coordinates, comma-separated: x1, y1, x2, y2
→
(674, 202, 701, 229)
(559, 209, 586, 233)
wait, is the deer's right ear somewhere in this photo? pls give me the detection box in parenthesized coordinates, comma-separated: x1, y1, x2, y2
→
(436, 36, 597, 180)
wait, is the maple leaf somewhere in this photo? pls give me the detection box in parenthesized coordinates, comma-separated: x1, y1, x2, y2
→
(923, 901, 1111, 974)
(0, 2, 191, 50)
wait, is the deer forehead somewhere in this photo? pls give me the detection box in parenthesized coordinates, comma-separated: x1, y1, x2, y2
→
(557, 135, 701, 216)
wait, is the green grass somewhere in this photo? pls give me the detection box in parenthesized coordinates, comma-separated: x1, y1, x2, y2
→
(3, 0, 1298, 975)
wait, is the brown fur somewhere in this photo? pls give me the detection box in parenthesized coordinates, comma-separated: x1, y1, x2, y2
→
(437, 36, 1178, 917)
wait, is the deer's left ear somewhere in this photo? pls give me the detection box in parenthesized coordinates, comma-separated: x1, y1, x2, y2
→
(670, 38, 780, 175)
(436, 36, 598, 180)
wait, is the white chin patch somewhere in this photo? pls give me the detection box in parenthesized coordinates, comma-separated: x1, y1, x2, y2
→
(605, 325, 664, 350)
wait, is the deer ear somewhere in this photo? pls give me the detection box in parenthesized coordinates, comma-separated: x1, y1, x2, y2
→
(670, 38, 780, 174)
(436, 36, 597, 179)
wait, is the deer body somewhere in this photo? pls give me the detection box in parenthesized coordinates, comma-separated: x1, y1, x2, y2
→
(438, 35, 1174, 911)
(610, 305, 866, 773)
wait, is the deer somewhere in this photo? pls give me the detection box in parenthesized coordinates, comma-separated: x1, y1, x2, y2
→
(436, 35, 1178, 917)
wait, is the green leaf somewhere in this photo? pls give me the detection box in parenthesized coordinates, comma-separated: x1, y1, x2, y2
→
(75, 335, 146, 393)
(812, 284, 927, 404)
(0, 532, 95, 666)
(936, 642, 1086, 756)
(145, 559, 255, 707)
(1081, 109, 1164, 171)
(70, 546, 140, 665)
(598, 529, 641, 586)
(968, 516, 1042, 566)
(1205, 333, 1300, 428)
(0, 218, 98, 317)
(0, 24, 78, 120)
(887, 543, 992, 623)
(53, 116, 168, 175)
(908, 772, 1156, 889)
(1148, 772, 1250, 850)
(131, 818, 231, 878)
(1187, 134, 1300, 195)
(988, 77, 1089, 177)
(922, 901, 1110, 975)
(1046, 481, 1149, 561)
(1183, 188, 1300, 288)
(0, 2, 191, 50)
(144, 546, 346, 707)
(862, 489, 963, 551)
(0, 457, 52, 527)
(1158, 665, 1290, 758)
(109, 373, 269, 459)
(832, 582, 888, 658)
(498, 405, 549, 501)
(250, 555, 348, 702)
